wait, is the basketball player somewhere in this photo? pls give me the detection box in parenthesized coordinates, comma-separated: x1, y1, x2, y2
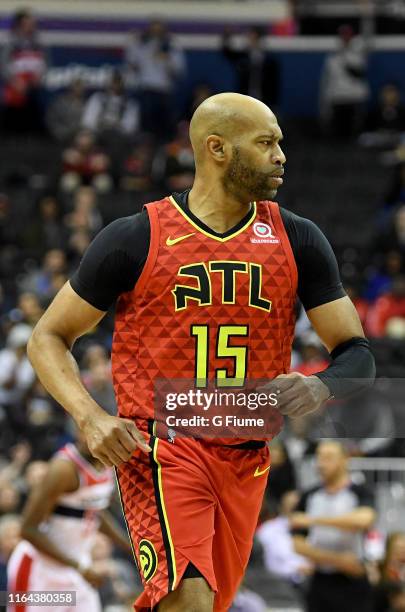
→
(7, 433, 131, 612)
(27, 93, 375, 611)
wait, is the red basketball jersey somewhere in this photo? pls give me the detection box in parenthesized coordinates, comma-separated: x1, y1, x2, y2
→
(111, 196, 298, 440)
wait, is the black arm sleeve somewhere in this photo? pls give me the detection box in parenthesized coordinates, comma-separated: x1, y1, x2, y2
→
(69, 211, 150, 311)
(280, 208, 346, 311)
(314, 337, 376, 399)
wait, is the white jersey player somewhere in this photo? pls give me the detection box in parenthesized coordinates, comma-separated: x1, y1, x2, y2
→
(7, 439, 132, 612)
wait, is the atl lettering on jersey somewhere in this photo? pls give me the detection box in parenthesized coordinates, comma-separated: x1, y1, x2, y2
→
(111, 196, 297, 440)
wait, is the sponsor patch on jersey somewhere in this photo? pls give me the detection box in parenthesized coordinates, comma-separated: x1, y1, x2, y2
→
(250, 222, 279, 244)
(139, 539, 158, 582)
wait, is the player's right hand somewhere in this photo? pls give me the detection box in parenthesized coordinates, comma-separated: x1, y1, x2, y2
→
(81, 412, 152, 467)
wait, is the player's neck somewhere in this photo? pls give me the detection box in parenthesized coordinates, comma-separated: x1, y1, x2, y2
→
(188, 180, 252, 234)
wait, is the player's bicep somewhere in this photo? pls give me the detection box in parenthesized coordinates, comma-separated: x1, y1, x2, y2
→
(307, 296, 364, 353)
(21, 459, 79, 530)
(32, 281, 106, 348)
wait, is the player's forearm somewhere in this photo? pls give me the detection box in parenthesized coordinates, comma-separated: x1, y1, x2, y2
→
(313, 508, 375, 532)
(27, 329, 105, 428)
(21, 525, 81, 571)
(314, 337, 376, 399)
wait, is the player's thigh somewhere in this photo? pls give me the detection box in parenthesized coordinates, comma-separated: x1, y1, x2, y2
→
(158, 577, 214, 612)
(117, 436, 217, 609)
(210, 445, 270, 610)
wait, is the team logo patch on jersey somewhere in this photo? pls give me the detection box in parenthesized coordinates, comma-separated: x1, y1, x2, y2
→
(251, 222, 279, 244)
(139, 539, 158, 582)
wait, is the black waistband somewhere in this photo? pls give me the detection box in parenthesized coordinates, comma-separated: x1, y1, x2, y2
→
(222, 441, 266, 450)
(53, 504, 85, 518)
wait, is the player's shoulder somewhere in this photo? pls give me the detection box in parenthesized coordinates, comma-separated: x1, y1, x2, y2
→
(279, 206, 330, 250)
(97, 210, 150, 244)
(106, 209, 149, 231)
(279, 206, 321, 233)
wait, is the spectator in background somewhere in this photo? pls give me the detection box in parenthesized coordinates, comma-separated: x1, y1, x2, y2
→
(153, 120, 195, 192)
(67, 228, 92, 270)
(375, 205, 405, 259)
(221, 26, 280, 108)
(265, 440, 296, 502)
(367, 275, 405, 337)
(364, 251, 403, 303)
(81, 344, 116, 416)
(1, 8, 47, 134)
(185, 83, 214, 121)
(0, 324, 34, 417)
(24, 380, 68, 457)
(64, 186, 103, 238)
(21, 195, 67, 257)
(61, 129, 112, 193)
(68, 229, 92, 269)
(0, 442, 31, 487)
(374, 532, 405, 612)
(0, 485, 21, 517)
(387, 583, 405, 612)
(0, 514, 21, 593)
(381, 533, 405, 583)
(271, 0, 298, 36)
(20, 248, 68, 301)
(256, 493, 310, 583)
(345, 283, 369, 330)
(82, 70, 140, 142)
(293, 330, 329, 376)
(319, 5, 373, 139)
(125, 21, 186, 140)
(120, 135, 156, 193)
(291, 440, 376, 612)
(229, 587, 268, 612)
(16, 292, 44, 327)
(91, 531, 140, 609)
(46, 78, 86, 142)
(384, 164, 405, 214)
(368, 83, 405, 135)
(0, 193, 18, 249)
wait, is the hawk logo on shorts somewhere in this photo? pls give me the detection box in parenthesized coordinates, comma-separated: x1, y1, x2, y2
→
(139, 539, 158, 582)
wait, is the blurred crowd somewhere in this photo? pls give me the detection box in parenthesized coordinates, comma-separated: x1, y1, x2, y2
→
(0, 5, 405, 612)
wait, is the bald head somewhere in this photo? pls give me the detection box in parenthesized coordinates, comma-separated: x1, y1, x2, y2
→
(189, 92, 285, 203)
(190, 92, 277, 163)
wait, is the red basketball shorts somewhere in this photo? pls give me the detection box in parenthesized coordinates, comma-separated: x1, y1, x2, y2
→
(116, 425, 270, 611)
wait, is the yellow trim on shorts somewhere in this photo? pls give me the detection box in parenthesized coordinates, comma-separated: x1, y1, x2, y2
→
(153, 438, 177, 590)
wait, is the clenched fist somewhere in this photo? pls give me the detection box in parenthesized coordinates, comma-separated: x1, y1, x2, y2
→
(270, 372, 331, 419)
(81, 412, 151, 467)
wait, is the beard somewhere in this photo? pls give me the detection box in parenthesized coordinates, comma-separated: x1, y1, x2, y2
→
(222, 146, 278, 202)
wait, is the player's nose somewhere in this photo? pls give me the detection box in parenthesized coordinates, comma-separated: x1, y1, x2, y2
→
(271, 144, 286, 166)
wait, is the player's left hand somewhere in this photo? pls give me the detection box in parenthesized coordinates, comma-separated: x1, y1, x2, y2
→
(271, 372, 331, 418)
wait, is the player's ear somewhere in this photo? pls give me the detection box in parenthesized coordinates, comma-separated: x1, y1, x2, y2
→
(206, 135, 226, 163)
